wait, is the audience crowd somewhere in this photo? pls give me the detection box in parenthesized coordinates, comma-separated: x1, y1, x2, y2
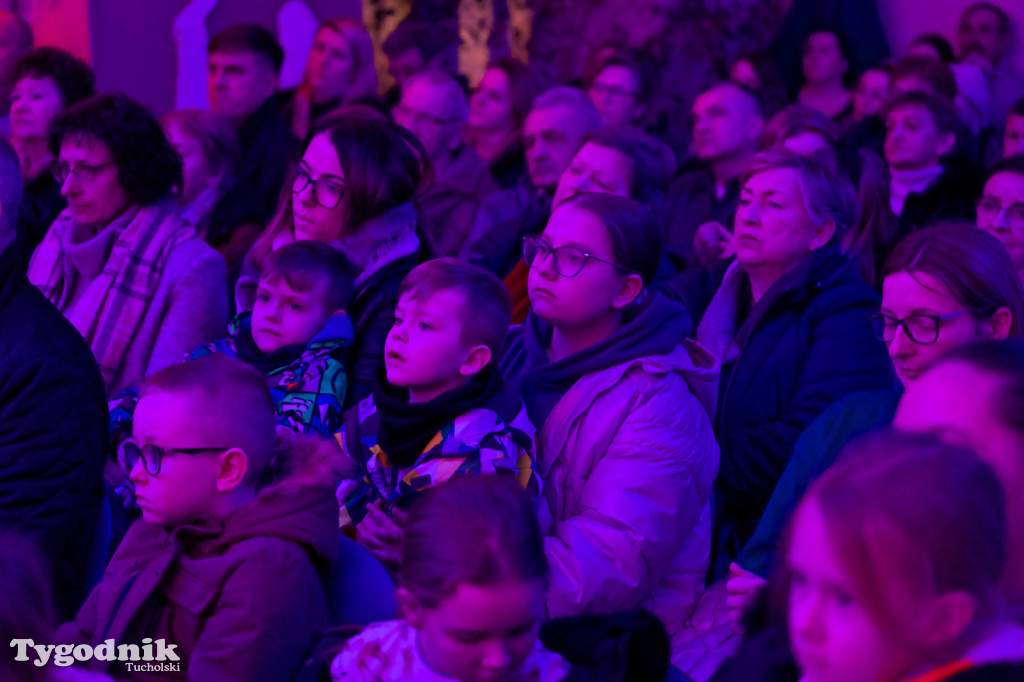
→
(2, 2, 1024, 681)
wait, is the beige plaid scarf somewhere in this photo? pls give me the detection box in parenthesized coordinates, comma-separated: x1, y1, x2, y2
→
(27, 200, 195, 391)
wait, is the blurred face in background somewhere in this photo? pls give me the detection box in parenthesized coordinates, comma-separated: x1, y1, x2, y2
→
(388, 47, 427, 89)
(692, 83, 763, 164)
(976, 170, 1024, 274)
(469, 67, 514, 133)
(588, 65, 644, 127)
(552, 142, 633, 206)
(305, 27, 354, 103)
(524, 104, 589, 193)
(208, 50, 278, 121)
(394, 78, 465, 162)
(626, 0, 679, 48)
(163, 120, 223, 207)
(9, 75, 63, 140)
(0, 12, 29, 99)
(803, 32, 848, 85)
(959, 6, 1008, 65)
(852, 69, 890, 122)
(730, 59, 761, 89)
(884, 104, 954, 171)
(1004, 114, 1024, 159)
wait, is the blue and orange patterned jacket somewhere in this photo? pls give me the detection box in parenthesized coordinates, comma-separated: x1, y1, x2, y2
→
(187, 311, 352, 436)
(335, 392, 540, 530)
(109, 312, 352, 448)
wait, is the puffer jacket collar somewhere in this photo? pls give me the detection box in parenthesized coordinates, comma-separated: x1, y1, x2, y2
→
(538, 344, 717, 481)
(698, 246, 863, 362)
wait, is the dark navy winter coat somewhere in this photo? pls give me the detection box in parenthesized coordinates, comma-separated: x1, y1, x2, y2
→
(0, 241, 106, 618)
(690, 247, 892, 576)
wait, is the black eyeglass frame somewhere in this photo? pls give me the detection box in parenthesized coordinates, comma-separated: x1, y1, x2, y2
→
(975, 197, 1024, 229)
(522, 235, 636, 279)
(123, 440, 232, 477)
(869, 311, 968, 345)
(292, 167, 346, 209)
(52, 159, 117, 185)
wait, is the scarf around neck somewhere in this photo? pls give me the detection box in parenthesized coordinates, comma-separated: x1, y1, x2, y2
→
(27, 199, 195, 392)
(371, 367, 505, 468)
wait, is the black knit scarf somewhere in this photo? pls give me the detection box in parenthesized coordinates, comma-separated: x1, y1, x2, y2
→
(372, 367, 505, 468)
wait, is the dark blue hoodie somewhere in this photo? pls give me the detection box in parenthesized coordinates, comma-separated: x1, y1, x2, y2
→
(500, 293, 693, 429)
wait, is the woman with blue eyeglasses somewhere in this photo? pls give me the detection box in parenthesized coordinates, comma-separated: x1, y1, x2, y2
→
(500, 191, 720, 669)
(237, 112, 432, 407)
(878, 223, 1023, 387)
(713, 222, 1024, 682)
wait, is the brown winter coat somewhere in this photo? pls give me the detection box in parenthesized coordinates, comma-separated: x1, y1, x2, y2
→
(55, 439, 340, 681)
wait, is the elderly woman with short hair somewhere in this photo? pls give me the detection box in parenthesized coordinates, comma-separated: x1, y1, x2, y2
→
(687, 149, 892, 577)
(27, 94, 228, 395)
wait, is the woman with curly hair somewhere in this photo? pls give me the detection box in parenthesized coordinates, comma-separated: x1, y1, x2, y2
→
(26, 94, 228, 395)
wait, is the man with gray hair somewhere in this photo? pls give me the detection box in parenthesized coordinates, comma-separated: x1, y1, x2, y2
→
(0, 135, 106, 619)
(394, 69, 495, 257)
(460, 86, 602, 276)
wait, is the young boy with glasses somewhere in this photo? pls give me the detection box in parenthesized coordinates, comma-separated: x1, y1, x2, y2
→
(56, 355, 340, 681)
(335, 258, 539, 570)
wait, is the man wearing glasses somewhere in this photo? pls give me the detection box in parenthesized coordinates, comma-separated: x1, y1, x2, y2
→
(392, 70, 495, 258)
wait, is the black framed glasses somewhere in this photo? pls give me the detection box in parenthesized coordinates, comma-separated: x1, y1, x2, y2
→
(292, 167, 345, 209)
(124, 439, 231, 477)
(52, 160, 117, 184)
(975, 196, 1024, 229)
(588, 82, 639, 101)
(869, 311, 967, 345)
(392, 104, 462, 127)
(522, 235, 635, 278)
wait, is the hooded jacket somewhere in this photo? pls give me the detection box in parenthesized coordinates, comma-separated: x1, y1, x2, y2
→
(501, 294, 721, 663)
(55, 438, 340, 682)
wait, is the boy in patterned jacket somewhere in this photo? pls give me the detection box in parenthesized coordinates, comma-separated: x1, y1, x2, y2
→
(335, 258, 539, 568)
(110, 241, 355, 458)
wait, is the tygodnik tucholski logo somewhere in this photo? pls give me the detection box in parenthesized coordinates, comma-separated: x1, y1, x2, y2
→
(10, 638, 182, 672)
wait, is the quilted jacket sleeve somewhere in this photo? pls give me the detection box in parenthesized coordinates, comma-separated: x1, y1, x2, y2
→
(544, 376, 719, 617)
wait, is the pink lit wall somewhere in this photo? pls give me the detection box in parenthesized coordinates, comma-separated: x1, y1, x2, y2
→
(82, 0, 359, 117)
(877, 0, 1024, 70)
(22, 0, 1024, 119)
